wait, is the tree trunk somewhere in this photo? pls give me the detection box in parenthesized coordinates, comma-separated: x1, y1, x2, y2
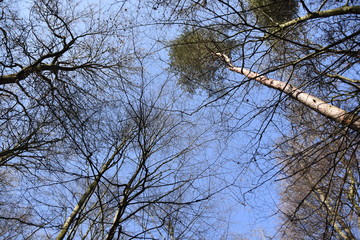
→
(216, 53, 360, 132)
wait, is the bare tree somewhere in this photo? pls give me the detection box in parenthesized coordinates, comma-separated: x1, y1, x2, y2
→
(2, 0, 359, 238)
(276, 103, 359, 239)
(153, 0, 360, 238)
(0, 0, 133, 164)
(1, 0, 223, 239)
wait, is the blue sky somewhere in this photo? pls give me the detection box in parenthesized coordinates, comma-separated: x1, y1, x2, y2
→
(8, 0, 357, 239)
(115, 1, 286, 238)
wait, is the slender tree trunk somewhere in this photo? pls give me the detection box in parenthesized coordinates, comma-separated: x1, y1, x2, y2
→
(216, 53, 360, 132)
(56, 138, 130, 240)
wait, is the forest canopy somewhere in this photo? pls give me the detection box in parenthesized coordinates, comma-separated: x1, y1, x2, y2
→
(0, 0, 359, 239)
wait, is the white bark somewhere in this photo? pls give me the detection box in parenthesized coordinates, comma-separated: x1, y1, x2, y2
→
(216, 53, 360, 132)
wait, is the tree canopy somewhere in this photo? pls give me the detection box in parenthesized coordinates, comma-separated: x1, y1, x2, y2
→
(0, 0, 359, 239)
(248, 0, 299, 27)
(169, 28, 237, 94)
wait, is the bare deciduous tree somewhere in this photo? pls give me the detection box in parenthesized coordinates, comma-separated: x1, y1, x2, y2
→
(276, 104, 359, 239)
(1, 0, 223, 239)
(2, 0, 359, 238)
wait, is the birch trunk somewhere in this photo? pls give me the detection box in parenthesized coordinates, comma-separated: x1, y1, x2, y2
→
(216, 53, 360, 132)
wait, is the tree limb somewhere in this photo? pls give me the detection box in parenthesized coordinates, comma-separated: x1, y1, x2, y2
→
(216, 53, 360, 132)
(279, 5, 360, 29)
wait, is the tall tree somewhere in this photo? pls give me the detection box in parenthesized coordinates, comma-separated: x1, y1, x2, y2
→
(2, 0, 359, 238)
(54, 91, 217, 239)
(0, 0, 225, 239)
(161, 0, 360, 238)
(168, 4, 360, 131)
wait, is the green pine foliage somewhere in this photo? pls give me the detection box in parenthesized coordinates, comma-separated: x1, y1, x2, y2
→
(169, 28, 236, 94)
(248, 0, 298, 27)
